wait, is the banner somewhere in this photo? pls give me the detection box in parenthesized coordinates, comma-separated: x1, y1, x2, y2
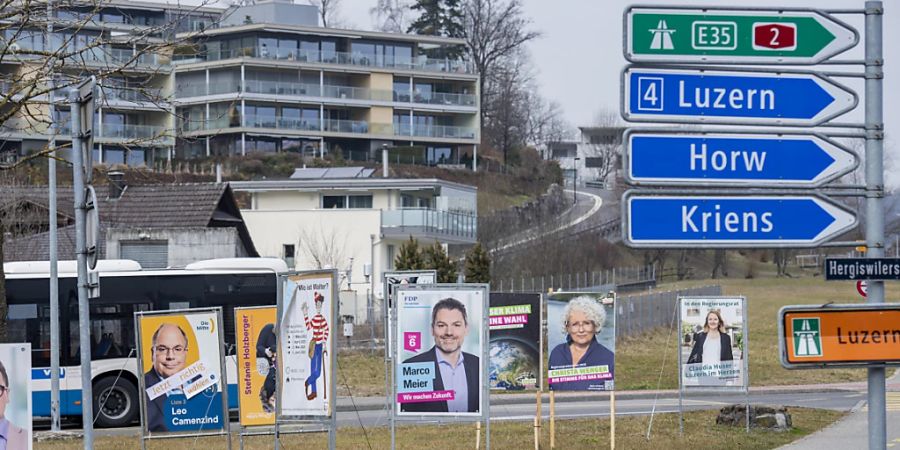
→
(547, 292, 616, 391)
(489, 293, 541, 391)
(679, 297, 747, 390)
(0, 344, 31, 450)
(384, 270, 437, 356)
(136, 309, 226, 435)
(395, 286, 486, 417)
(279, 271, 336, 418)
(235, 306, 277, 427)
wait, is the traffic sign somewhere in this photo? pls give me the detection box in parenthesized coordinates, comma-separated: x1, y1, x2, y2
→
(622, 67, 857, 126)
(625, 7, 857, 64)
(779, 304, 900, 368)
(857, 280, 868, 298)
(625, 131, 857, 187)
(623, 193, 857, 248)
(825, 258, 900, 280)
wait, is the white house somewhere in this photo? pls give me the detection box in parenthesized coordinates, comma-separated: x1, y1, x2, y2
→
(230, 168, 477, 324)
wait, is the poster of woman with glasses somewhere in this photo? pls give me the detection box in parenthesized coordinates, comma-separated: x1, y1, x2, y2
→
(0, 344, 31, 450)
(136, 309, 227, 435)
(547, 292, 616, 391)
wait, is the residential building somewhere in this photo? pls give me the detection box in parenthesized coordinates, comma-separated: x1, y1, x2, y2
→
(230, 167, 477, 323)
(545, 126, 625, 188)
(0, 0, 480, 168)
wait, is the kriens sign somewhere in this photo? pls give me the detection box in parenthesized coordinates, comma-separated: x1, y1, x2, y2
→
(625, 131, 856, 187)
(825, 258, 900, 281)
(780, 304, 900, 368)
(622, 67, 856, 126)
(623, 194, 857, 248)
(625, 7, 857, 64)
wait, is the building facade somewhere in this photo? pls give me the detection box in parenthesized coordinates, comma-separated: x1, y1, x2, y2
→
(545, 126, 625, 188)
(0, 0, 480, 167)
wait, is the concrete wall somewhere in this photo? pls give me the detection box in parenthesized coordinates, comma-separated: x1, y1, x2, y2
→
(105, 227, 246, 267)
(254, 190, 319, 209)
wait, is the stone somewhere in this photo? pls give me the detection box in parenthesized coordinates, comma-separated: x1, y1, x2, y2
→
(716, 404, 793, 432)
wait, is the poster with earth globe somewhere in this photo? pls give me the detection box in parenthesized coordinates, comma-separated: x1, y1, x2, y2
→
(547, 292, 616, 391)
(489, 293, 541, 391)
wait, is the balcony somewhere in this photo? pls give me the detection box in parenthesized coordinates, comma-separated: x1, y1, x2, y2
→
(395, 122, 477, 139)
(101, 87, 167, 104)
(244, 114, 320, 131)
(243, 80, 321, 97)
(101, 123, 169, 141)
(180, 47, 475, 75)
(323, 118, 368, 134)
(395, 90, 477, 107)
(381, 208, 477, 243)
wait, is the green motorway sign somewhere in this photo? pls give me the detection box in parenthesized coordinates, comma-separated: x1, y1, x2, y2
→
(625, 7, 857, 64)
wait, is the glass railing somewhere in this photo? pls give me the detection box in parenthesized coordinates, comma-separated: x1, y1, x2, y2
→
(395, 122, 477, 139)
(184, 47, 475, 74)
(381, 208, 477, 240)
(395, 90, 477, 107)
(101, 87, 166, 103)
(243, 80, 321, 97)
(243, 114, 320, 131)
(323, 119, 368, 134)
(101, 123, 168, 140)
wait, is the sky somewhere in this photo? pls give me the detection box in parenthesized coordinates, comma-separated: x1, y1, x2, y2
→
(340, 0, 898, 186)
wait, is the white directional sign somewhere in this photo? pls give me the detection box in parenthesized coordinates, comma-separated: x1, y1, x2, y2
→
(622, 67, 857, 126)
(623, 193, 857, 248)
(625, 131, 857, 187)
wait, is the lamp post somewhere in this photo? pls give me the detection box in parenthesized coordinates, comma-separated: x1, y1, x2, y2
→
(573, 156, 581, 204)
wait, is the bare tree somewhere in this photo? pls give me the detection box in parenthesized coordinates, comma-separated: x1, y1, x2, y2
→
(370, 0, 410, 32)
(307, 0, 343, 27)
(580, 108, 623, 186)
(297, 222, 355, 270)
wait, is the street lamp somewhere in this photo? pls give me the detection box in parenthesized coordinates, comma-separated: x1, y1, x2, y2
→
(573, 156, 581, 204)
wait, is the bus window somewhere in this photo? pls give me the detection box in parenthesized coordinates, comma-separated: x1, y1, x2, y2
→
(7, 303, 51, 367)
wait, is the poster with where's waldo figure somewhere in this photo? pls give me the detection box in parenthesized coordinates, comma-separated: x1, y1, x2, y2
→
(278, 270, 337, 418)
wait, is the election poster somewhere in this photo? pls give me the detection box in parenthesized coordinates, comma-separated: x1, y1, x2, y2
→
(679, 296, 747, 391)
(395, 285, 487, 417)
(278, 270, 336, 418)
(234, 306, 277, 427)
(547, 292, 616, 391)
(0, 343, 32, 450)
(489, 293, 541, 391)
(383, 270, 437, 355)
(136, 308, 227, 436)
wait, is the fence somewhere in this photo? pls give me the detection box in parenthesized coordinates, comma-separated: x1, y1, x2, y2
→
(494, 264, 658, 293)
(615, 285, 722, 339)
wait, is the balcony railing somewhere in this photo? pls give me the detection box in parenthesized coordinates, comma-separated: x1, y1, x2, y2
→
(394, 90, 477, 107)
(101, 87, 166, 104)
(243, 114, 320, 131)
(323, 118, 368, 134)
(179, 47, 475, 74)
(101, 123, 168, 140)
(395, 122, 477, 139)
(243, 80, 321, 97)
(381, 208, 477, 241)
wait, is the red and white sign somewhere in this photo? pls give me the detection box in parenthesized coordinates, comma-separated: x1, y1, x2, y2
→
(856, 280, 868, 298)
(753, 23, 797, 50)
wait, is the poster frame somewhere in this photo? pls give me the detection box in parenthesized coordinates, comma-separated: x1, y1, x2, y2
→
(488, 291, 544, 392)
(234, 305, 278, 435)
(676, 295, 750, 395)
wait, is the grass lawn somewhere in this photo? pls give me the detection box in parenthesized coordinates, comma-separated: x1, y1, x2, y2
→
(36, 408, 842, 449)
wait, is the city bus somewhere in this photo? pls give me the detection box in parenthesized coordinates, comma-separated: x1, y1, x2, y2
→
(4, 257, 287, 428)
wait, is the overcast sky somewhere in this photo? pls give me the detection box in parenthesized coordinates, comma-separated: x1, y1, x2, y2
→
(342, 0, 897, 185)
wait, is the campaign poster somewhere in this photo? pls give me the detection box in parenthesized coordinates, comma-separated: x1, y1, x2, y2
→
(546, 292, 616, 391)
(489, 293, 541, 391)
(136, 309, 226, 435)
(278, 270, 336, 418)
(383, 270, 437, 355)
(235, 306, 277, 427)
(395, 285, 487, 417)
(679, 297, 747, 390)
(0, 344, 31, 450)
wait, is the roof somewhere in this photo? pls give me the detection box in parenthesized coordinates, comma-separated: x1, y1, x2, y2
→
(230, 177, 478, 193)
(178, 22, 469, 46)
(290, 166, 375, 179)
(2, 182, 258, 261)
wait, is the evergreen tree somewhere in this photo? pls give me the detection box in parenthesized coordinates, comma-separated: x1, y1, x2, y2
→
(407, 0, 443, 36)
(464, 242, 491, 283)
(442, 0, 464, 38)
(424, 242, 458, 283)
(395, 236, 425, 270)
(407, 0, 465, 59)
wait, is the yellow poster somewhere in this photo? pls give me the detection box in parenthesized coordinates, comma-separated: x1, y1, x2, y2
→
(235, 306, 277, 426)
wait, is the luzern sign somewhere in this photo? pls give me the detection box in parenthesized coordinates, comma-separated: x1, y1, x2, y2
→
(825, 258, 900, 281)
(622, 67, 857, 126)
(625, 131, 857, 187)
(625, 7, 858, 64)
(623, 194, 857, 248)
(780, 304, 900, 368)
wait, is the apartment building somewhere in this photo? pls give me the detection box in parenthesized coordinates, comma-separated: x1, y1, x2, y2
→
(545, 126, 625, 187)
(0, 0, 480, 167)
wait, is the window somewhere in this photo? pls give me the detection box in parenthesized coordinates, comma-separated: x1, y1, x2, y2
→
(323, 195, 345, 209)
(322, 194, 372, 209)
(120, 240, 168, 268)
(283, 244, 295, 268)
(348, 195, 373, 208)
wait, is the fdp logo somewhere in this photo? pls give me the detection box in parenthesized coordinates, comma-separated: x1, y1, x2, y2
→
(792, 318, 822, 357)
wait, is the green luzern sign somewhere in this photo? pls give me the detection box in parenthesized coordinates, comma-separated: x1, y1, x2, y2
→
(625, 7, 857, 64)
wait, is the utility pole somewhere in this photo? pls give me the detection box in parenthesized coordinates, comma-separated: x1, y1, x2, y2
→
(44, 0, 61, 432)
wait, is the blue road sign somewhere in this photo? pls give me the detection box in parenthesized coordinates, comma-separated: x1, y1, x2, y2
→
(623, 194, 857, 248)
(626, 132, 857, 187)
(622, 67, 857, 126)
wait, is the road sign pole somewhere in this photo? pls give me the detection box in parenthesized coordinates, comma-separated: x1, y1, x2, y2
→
(864, 3, 886, 450)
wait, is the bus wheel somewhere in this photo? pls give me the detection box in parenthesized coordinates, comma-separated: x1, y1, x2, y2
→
(94, 376, 138, 428)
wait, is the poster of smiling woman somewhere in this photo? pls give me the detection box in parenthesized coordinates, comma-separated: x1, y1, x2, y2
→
(135, 308, 228, 438)
(547, 292, 616, 391)
(678, 296, 747, 391)
(394, 285, 488, 417)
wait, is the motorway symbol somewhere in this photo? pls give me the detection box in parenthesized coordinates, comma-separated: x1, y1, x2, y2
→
(625, 131, 857, 187)
(625, 7, 857, 64)
(623, 194, 857, 248)
(793, 318, 822, 357)
(622, 67, 857, 126)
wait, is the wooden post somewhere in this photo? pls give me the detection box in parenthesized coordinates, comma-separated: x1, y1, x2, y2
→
(534, 390, 542, 450)
(550, 391, 556, 449)
(610, 391, 616, 450)
(476, 420, 482, 449)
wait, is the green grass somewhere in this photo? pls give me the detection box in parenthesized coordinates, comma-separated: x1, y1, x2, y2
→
(35, 408, 843, 449)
